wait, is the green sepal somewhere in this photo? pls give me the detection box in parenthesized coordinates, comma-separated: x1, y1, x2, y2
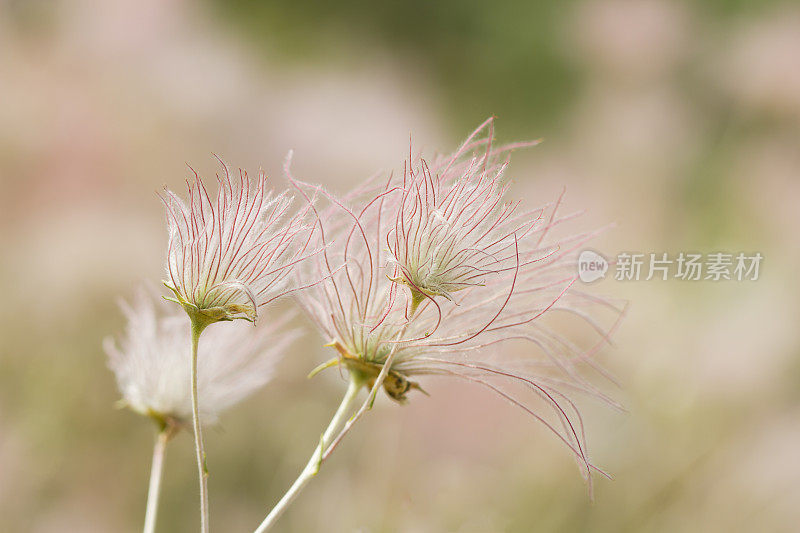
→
(307, 357, 340, 379)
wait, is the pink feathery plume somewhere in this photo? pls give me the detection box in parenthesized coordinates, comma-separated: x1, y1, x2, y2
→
(160, 157, 316, 323)
(292, 119, 625, 492)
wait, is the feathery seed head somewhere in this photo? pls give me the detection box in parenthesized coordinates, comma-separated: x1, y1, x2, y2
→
(292, 118, 625, 486)
(161, 158, 313, 325)
(388, 123, 538, 305)
(104, 285, 296, 427)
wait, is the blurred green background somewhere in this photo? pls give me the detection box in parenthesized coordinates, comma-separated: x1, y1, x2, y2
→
(1, 0, 799, 531)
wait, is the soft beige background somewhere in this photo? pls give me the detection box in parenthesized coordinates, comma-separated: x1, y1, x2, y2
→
(1, 0, 798, 531)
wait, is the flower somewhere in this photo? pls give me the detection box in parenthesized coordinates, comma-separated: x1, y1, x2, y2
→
(161, 158, 313, 324)
(388, 119, 540, 308)
(104, 285, 297, 426)
(292, 119, 625, 486)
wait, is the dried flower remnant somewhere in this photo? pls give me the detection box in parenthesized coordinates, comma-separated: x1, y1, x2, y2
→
(161, 158, 314, 326)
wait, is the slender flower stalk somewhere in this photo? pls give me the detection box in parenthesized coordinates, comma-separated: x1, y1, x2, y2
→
(256, 119, 625, 529)
(253, 377, 364, 533)
(143, 426, 177, 533)
(320, 324, 408, 462)
(189, 320, 209, 533)
(160, 160, 314, 532)
(105, 285, 296, 533)
(256, 322, 410, 533)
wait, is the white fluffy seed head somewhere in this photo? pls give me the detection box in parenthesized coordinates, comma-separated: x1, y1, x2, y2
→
(104, 285, 297, 426)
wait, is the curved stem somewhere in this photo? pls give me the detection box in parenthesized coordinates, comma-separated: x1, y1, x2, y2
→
(254, 377, 363, 533)
(190, 321, 210, 533)
(143, 429, 171, 533)
(322, 325, 408, 461)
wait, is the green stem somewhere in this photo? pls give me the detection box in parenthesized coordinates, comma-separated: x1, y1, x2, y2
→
(190, 320, 210, 533)
(253, 377, 363, 533)
(143, 429, 170, 533)
(322, 324, 409, 461)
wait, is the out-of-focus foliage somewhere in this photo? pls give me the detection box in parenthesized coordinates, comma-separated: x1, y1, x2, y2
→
(212, 0, 582, 135)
